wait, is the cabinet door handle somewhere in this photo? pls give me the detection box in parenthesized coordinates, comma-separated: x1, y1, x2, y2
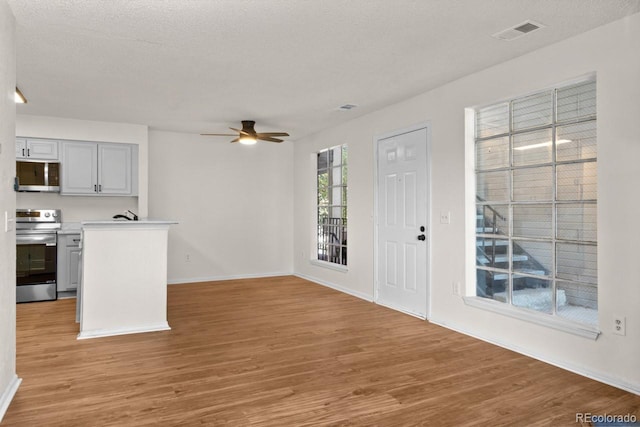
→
(72, 239, 81, 243)
(27, 148, 30, 157)
(94, 184, 97, 192)
(22, 148, 25, 157)
(98, 184, 102, 192)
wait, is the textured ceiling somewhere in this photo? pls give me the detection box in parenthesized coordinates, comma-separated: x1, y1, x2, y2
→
(8, 0, 640, 140)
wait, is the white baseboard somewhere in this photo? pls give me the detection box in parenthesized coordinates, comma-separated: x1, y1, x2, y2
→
(294, 273, 374, 302)
(0, 375, 21, 423)
(167, 271, 293, 285)
(77, 322, 171, 340)
(429, 316, 640, 396)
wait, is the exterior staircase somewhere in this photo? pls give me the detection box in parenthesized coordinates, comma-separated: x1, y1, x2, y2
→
(476, 203, 548, 299)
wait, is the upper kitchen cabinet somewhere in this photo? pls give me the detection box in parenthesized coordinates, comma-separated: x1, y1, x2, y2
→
(61, 142, 98, 194)
(61, 141, 138, 196)
(99, 144, 133, 194)
(16, 137, 59, 160)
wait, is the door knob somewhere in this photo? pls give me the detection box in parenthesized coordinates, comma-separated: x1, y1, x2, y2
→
(420, 226, 425, 232)
(417, 234, 426, 241)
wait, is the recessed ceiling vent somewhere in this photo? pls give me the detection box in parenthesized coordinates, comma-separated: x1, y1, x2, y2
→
(492, 20, 544, 41)
(338, 104, 358, 111)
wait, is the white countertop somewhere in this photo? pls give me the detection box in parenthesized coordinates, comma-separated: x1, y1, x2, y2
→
(81, 219, 177, 227)
(59, 220, 177, 233)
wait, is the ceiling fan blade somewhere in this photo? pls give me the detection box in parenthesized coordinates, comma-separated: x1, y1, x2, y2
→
(229, 127, 250, 136)
(257, 136, 283, 143)
(204, 123, 287, 143)
(257, 132, 289, 137)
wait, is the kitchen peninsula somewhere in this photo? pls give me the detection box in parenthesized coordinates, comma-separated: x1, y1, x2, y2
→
(77, 219, 177, 339)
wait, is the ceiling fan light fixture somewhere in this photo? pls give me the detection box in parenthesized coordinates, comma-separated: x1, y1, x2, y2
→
(239, 135, 257, 145)
(15, 87, 27, 104)
(201, 121, 289, 144)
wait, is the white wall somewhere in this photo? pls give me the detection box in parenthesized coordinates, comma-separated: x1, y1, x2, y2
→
(0, 1, 19, 421)
(15, 115, 148, 221)
(293, 123, 376, 300)
(148, 130, 293, 283)
(293, 13, 640, 393)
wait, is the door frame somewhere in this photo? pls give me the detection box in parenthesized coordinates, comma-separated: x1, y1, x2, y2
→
(373, 122, 432, 319)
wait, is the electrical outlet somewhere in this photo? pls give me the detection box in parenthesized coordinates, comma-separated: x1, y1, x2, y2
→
(613, 315, 626, 336)
(185, 254, 191, 263)
(452, 281, 461, 295)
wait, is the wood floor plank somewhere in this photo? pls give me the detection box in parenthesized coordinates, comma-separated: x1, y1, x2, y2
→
(2, 276, 638, 426)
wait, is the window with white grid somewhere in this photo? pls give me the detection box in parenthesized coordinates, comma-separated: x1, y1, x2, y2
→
(317, 145, 347, 266)
(474, 79, 597, 326)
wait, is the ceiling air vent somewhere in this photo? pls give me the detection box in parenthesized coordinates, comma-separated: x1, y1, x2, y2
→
(338, 104, 358, 111)
(492, 20, 544, 41)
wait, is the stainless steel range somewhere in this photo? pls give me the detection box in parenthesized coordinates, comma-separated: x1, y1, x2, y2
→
(16, 209, 61, 303)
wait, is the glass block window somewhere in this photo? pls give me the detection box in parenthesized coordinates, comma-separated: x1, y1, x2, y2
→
(474, 79, 597, 326)
(317, 145, 347, 265)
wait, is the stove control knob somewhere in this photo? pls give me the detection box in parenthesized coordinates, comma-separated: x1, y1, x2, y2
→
(52, 212, 57, 217)
(44, 212, 50, 218)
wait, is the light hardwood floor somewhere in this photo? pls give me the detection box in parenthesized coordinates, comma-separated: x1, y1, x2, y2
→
(3, 276, 639, 426)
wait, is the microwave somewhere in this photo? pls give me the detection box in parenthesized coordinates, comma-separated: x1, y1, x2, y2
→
(15, 161, 60, 192)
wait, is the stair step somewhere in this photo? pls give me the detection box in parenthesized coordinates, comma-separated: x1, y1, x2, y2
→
(515, 269, 547, 276)
(476, 227, 499, 233)
(492, 269, 547, 281)
(478, 254, 528, 264)
(476, 240, 508, 247)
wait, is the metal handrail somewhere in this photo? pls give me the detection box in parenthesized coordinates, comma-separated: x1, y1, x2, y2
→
(476, 197, 549, 280)
(476, 195, 506, 221)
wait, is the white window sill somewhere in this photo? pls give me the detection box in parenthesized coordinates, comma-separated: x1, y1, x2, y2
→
(309, 259, 348, 272)
(463, 296, 601, 340)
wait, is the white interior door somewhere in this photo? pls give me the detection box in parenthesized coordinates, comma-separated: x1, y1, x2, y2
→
(376, 126, 429, 318)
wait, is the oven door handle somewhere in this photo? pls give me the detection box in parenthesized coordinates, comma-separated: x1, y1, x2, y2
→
(16, 234, 57, 246)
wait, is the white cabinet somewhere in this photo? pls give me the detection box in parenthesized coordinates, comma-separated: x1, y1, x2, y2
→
(98, 144, 132, 194)
(61, 142, 98, 194)
(58, 233, 82, 293)
(61, 141, 136, 196)
(16, 137, 59, 160)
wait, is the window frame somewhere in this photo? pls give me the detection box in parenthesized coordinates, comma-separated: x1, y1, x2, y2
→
(471, 77, 598, 331)
(315, 144, 348, 268)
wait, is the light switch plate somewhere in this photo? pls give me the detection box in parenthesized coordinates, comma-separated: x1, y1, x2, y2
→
(5, 211, 14, 232)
